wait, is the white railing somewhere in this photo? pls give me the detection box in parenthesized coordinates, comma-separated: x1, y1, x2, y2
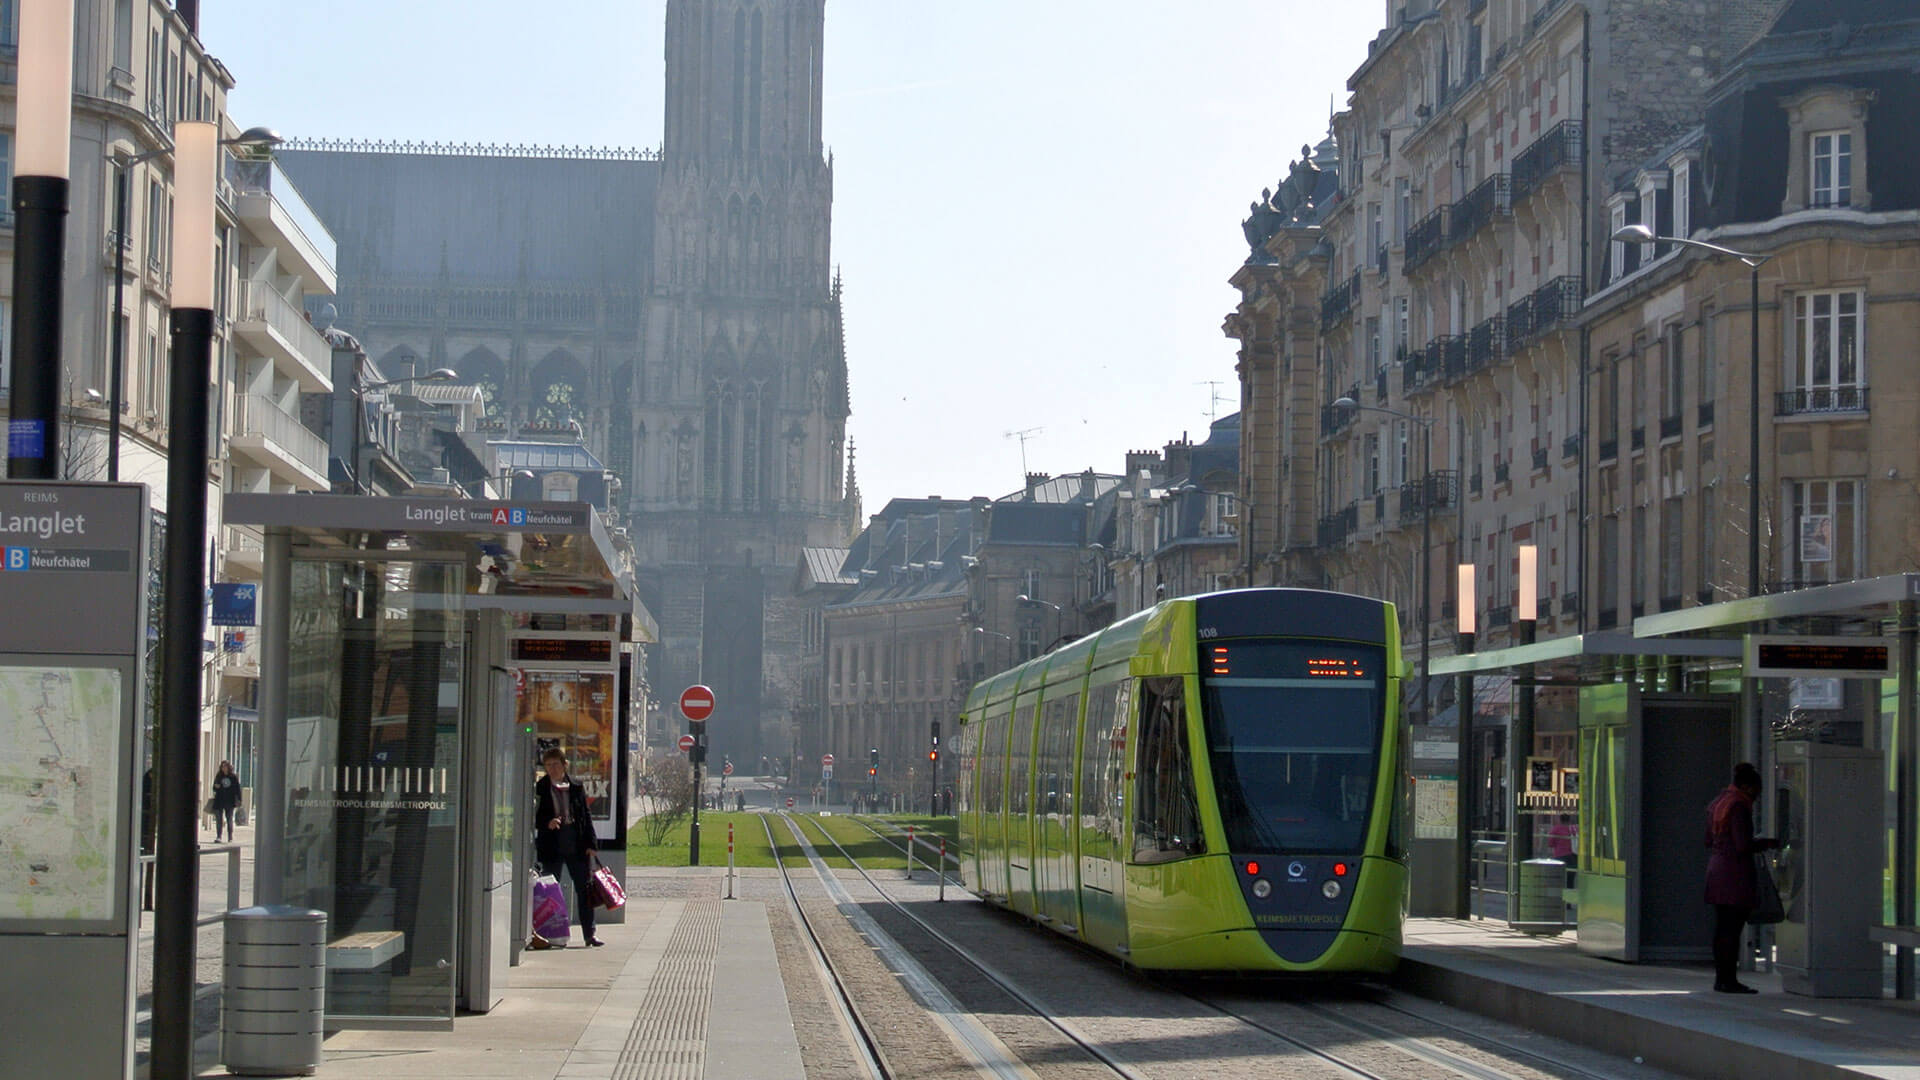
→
(237, 279, 331, 376)
(233, 393, 328, 478)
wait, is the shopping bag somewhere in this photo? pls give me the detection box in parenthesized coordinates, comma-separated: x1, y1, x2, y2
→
(590, 856, 626, 911)
(531, 872, 571, 941)
(1748, 854, 1785, 925)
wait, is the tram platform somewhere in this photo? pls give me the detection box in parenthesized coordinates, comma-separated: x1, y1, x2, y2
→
(1398, 918, 1920, 1080)
(244, 878, 805, 1080)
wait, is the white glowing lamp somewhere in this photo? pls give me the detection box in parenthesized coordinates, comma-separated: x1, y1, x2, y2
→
(1457, 563, 1477, 636)
(170, 123, 219, 311)
(17, 0, 75, 179)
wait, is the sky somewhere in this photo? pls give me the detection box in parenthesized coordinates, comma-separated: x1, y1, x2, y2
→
(202, 1, 1384, 509)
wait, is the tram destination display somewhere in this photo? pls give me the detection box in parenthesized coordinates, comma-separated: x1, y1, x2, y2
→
(1746, 635, 1895, 679)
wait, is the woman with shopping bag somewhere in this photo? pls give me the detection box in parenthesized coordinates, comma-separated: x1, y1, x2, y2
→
(534, 748, 603, 947)
(1704, 762, 1778, 993)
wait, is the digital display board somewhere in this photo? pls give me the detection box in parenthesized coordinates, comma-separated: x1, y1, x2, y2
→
(1746, 635, 1894, 679)
(512, 637, 613, 664)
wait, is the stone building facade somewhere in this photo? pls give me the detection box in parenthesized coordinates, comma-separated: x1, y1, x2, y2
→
(276, 0, 854, 766)
(1226, 0, 1783, 725)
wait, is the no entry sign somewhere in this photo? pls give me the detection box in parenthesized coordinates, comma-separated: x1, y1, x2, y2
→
(822, 753, 835, 766)
(722, 762, 734, 777)
(679, 684, 715, 721)
(678, 734, 697, 753)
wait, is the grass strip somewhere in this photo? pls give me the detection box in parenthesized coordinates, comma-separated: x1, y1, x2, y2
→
(625, 811, 783, 867)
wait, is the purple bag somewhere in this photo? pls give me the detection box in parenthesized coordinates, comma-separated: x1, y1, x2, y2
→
(531, 873, 569, 942)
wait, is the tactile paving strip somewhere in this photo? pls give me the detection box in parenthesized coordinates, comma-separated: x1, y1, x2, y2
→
(615, 901, 723, 1080)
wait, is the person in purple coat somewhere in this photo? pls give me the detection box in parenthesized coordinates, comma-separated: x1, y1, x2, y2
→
(1704, 762, 1777, 993)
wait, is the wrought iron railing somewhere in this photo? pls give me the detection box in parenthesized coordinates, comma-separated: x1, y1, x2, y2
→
(1444, 335, 1469, 382)
(1511, 120, 1583, 204)
(1493, 461, 1511, 486)
(1404, 207, 1452, 273)
(1532, 446, 1549, 471)
(1561, 591, 1580, 616)
(1466, 315, 1505, 372)
(1451, 174, 1511, 243)
(1488, 605, 1513, 628)
(1375, 369, 1390, 402)
(1468, 471, 1484, 495)
(1320, 270, 1362, 329)
(1776, 386, 1869, 415)
(1562, 434, 1580, 459)
(1398, 469, 1458, 524)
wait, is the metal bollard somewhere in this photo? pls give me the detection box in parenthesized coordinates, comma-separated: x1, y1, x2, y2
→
(727, 822, 736, 900)
(938, 838, 946, 902)
(906, 825, 916, 878)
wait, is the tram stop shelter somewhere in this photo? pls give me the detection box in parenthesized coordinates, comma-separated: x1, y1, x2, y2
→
(225, 493, 656, 1030)
(1428, 574, 1920, 1000)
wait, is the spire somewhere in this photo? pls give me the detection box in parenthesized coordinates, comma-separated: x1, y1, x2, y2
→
(841, 439, 863, 543)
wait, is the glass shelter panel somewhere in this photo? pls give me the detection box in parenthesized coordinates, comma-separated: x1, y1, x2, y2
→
(282, 557, 465, 1024)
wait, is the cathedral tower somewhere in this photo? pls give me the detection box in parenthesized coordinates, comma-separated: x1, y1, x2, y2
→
(637, 0, 851, 766)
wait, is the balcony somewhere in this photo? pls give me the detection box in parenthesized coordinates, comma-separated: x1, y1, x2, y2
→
(1493, 461, 1511, 486)
(1598, 437, 1618, 461)
(1450, 174, 1511, 244)
(1511, 120, 1584, 205)
(1375, 245, 1390, 276)
(1698, 401, 1715, 427)
(1321, 390, 1362, 438)
(1466, 315, 1505, 373)
(1561, 591, 1581, 616)
(1404, 207, 1452, 274)
(1320, 271, 1361, 330)
(1660, 414, 1682, 440)
(1506, 275, 1584, 354)
(1374, 369, 1389, 402)
(229, 393, 329, 488)
(1468, 471, 1484, 496)
(1399, 470, 1458, 524)
(234, 280, 334, 391)
(1444, 335, 1469, 382)
(1562, 434, 1580, 460)
(1532, 446, 1549, 472)
(226, 158, 339, 291)
(1776, 385, 1869, 416)
(1402, 349, 1431, 394)
(1488, 605, 1513, 628)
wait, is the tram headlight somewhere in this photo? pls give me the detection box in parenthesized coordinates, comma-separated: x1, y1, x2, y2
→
(1321, 879, 1342, 900)
(1251, 878, 1272, 899)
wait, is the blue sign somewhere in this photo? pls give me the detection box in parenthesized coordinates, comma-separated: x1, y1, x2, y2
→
(2, 547, 25, 571)
(7, 419, 44, 459)
(210, 582, 258, 627)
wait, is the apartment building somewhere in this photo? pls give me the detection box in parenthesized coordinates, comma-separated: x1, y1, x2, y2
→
(1227, 0, 1780, 723)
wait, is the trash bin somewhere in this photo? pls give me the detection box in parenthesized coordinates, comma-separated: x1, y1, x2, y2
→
(222, 905, 327, 1076)
(1512, 858, 1568, 934)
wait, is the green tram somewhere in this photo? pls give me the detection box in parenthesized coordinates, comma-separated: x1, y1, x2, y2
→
(955, 588, 1406, 973)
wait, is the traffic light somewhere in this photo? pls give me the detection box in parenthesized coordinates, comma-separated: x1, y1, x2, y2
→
(869, 746, 879, 767)
(930, 720, 940, 747)
(868, 766, 877, 777)
(928, 749, 938, 762)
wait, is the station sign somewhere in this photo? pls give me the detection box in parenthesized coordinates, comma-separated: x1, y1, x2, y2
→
(1746, 635, 1896, 680)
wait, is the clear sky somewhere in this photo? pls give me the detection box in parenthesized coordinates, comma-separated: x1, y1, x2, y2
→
(202, 2, 1384, 509)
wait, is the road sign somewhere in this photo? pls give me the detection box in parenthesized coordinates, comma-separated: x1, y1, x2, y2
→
(722, 762, 734, 777)
(678, 684, 715, 721)
(822, 765, 833, 780)
(822, 753, 835, 766)
(786, 797, 795, 808)
(678, 734, 697, 753)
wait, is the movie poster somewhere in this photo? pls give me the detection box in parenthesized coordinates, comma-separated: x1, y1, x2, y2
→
(520, 669, 618, 827)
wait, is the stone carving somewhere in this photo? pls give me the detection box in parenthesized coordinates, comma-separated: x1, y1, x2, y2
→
(1241, 144, 1327, 256)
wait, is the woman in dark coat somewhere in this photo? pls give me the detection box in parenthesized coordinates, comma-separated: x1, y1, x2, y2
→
(210, 761, 242, 842)
(1704, 762, 1776, 993)
(534, 748, 602, 947)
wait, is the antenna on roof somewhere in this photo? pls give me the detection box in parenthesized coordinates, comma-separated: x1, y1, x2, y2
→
(1194, 380, 1229, 422)
(1003, 427, 1043, 478)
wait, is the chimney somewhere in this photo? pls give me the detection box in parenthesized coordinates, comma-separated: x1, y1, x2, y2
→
(1025, 472, 1048, 500)
(177, 0, 199, 34)
(1079, 468, 1097, 503)
(865, 514, 886, 570)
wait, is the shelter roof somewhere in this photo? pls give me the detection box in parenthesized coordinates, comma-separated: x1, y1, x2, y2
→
(491, 441, 605, 471)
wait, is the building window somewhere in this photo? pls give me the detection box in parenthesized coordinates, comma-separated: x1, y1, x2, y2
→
(541, 471, 579, 502)
(1698, 483, 1716, 600)
(1630, 504, 1646, 614)
(1022, 569, 1041, 602)
(1395, 297, 1409, 352)
(1790, 291, 1865, 410)
(1597, 515, 1619, 619)
(143, 332, 163, 418)
(0, 132, 11, 212)
(1018, 624, 1041, 663)
(1672, 160, 1691, 239)
(1786, 478, 1861, 587)
(1662, 325, 1684, 426)
(1365, 317, 1382, 375)
(1809, 131, 1851, 209)
(0, 0, 14, 47)
(1397, 421, 1410, 487)
(1660, 495, 1683, 603)
(146, 178, 165, 268)
(1365, 432, 1381, 496)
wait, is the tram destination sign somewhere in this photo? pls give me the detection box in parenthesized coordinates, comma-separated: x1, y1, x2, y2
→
(1745, 634, 1895, 679)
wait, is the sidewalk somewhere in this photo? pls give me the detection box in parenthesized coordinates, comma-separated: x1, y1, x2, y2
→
(1396, 918, 1920, 1080)
(199, 886, 804, 1080)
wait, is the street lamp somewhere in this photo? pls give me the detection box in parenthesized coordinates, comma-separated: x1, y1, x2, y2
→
(1334, 397, 1438, 723)
(7, 0, 75, 478)
(350, 366, 458, 495)
(1455, 561, 1478, 921)
(105, 126, 282, 481)
(1612, 224, 1772, 598)
(153, 119, 219, 1080)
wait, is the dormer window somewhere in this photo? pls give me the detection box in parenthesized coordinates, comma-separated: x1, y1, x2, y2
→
(1809, 131, 1851, 209)
(1780, 85, 1875, 214)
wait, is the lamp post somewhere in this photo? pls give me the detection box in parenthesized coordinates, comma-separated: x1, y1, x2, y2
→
(1611, 224, 1771, 599)
(1016, 593, 1064, 654)
(350, 367, 458, 495)
(1455, 562, 1478, 921)
(105, 127, 281, 481)
(1510, 543, 1539, 912)
(152, 120, 218, 1080)
(7, 0, 74, 479)
(1334, 397, 1437, 723)
(973, 625, 1012, 672)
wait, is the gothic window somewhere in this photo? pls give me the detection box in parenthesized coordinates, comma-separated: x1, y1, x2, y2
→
(741, 385, 762, 509)
(750, 7, 764, 153)
(529, 349, 586, 428)
(731, 6, 747, 152)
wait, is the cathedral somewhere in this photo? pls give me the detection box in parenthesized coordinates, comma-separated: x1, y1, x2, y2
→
(278, 0, 856, 765)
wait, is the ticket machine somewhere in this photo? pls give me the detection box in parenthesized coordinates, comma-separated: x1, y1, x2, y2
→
(1774, 739, 1884, 996)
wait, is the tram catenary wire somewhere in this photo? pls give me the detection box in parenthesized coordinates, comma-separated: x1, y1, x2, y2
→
(844, 813, 1628, 1080)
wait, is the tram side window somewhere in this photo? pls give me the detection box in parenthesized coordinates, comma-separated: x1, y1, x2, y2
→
(1039, 694, 1078, 817)
(1133, 677, 1205, 862)
(1080, 676, 1128, 865)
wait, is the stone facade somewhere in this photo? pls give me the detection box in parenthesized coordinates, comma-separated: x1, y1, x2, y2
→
(276, 0, 854, 766)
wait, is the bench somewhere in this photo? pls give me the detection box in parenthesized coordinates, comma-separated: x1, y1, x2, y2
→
(325, 930, 406, 970)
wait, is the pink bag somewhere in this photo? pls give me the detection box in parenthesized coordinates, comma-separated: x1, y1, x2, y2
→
(590, 857, 626, 911)
(531, 873, 569, 941)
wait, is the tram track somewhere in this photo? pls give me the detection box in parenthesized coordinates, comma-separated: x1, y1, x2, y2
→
(833, 812, 1667, 1080)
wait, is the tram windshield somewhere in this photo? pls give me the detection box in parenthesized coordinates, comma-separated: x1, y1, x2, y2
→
(1199, 639, 1385, 854)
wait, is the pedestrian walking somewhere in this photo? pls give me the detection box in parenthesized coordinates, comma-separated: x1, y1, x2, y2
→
(1705, 762, 1777, 993)
(210, 761, 241, 842)
(534, 748, 603, 947)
